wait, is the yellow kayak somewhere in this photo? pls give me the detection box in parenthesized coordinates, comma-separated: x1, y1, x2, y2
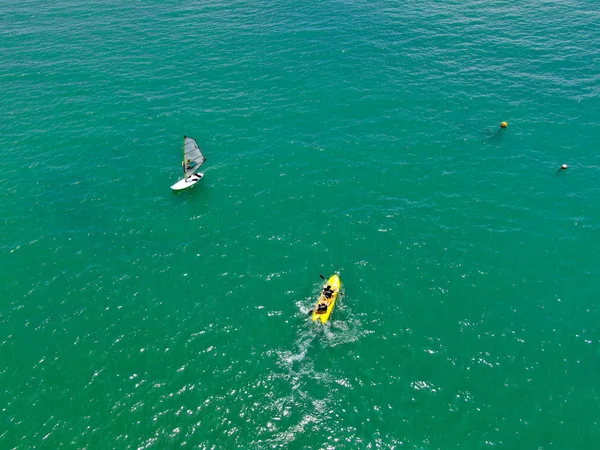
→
(312, 274, 341, 324)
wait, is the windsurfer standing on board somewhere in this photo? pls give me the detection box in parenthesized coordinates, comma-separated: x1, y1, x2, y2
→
(183, 159, 197, 171)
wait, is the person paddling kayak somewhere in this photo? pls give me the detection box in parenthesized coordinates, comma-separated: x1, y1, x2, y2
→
(310, 275, 342, 323)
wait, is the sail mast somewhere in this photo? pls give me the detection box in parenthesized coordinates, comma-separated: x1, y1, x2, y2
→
(182, 135, 186, 178)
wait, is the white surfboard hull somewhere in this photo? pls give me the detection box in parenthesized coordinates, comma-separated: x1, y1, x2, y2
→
(170, 173, 204, 191)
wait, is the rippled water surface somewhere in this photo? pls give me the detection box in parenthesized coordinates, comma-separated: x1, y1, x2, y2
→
(2, 1, 600, 448)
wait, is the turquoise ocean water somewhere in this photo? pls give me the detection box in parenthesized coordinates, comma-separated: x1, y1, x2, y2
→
(2, 1, 600, 448)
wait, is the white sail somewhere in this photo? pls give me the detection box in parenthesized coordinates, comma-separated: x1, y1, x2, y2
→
(183, 136, 206, 178)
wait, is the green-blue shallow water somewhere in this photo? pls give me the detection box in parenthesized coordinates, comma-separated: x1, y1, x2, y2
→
(2, 1, 600, 448)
